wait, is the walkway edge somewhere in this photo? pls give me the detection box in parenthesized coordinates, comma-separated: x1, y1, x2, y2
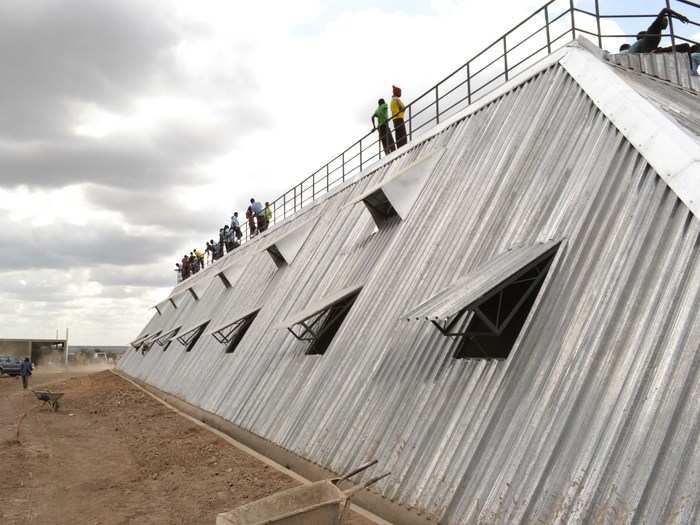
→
(111, 370, 434, 525)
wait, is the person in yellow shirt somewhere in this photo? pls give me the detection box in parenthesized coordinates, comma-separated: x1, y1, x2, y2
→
(391, 85, 407, 148)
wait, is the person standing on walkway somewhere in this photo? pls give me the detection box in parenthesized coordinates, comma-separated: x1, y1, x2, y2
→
(264, 202, 273, 228)
(231, 212, 243, 241)
(251, 198, 268, 232)
(246, 205, 257, 237)
(620, 7, 688, 54)
(20, 357, 32, 390)
(691, 48, 700, 76)
(391, 85, 407, 148)
(372, 98, 395, 156)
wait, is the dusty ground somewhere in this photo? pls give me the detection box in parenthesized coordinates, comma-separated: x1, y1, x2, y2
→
(0, 368, 373, 525)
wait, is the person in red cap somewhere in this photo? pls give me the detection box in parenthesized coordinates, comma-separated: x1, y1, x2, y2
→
(391, 85, 407, 148)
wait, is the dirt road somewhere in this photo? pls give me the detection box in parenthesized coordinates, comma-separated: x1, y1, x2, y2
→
(0, 369, 373, 525)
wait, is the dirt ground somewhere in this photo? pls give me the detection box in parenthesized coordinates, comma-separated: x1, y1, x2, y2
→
(0, 368, 374, 525)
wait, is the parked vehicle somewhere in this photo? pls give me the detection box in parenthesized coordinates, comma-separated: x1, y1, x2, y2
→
(0, 355, 22, 376)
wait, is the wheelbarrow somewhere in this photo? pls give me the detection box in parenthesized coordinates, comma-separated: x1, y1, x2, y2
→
(32, 390, 64, 412)
(216, 459, 389, 525)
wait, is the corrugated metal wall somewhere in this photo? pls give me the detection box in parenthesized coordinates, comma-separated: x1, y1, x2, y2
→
(120, 64, 700, 524)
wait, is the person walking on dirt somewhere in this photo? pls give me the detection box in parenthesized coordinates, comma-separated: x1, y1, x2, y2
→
(372, 98, 395, 156)
(20, 358, 32, 390)
(391, 85, 408, 148)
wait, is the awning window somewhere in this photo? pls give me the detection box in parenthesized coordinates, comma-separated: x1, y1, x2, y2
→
(259, 220, 315, 268)
(176, 321, 210, 352)
(215, 260, 247, 290)
(211, 307, 261, 353)
(280, 285, 362, 355)
(139, 331, 162, 354)
(353, 148, 445, 227)
(130, 333, 151, 349)
(154, 298, 171, 316)
(155, 326, 181, 351)
(404, 241, 561, 359)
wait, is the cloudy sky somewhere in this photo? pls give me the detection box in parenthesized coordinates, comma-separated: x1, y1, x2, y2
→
(1, 0, 695, 345)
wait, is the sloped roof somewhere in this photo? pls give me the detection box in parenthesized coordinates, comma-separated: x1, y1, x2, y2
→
(119, 39, 700, 524)
(609, 66, 700, 141)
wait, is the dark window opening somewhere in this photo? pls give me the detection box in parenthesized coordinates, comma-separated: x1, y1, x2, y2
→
(140, 331, 161, 354)
(288, 291, 361, 356)
(158, 327, 180, 352)
(266, 245, 287, 268)
(218, 272, 232, 289)
(212, 310, 260, 354)
(363, 190, 399, 228)
(177, 322, 209, 352)
(444, 249, 556, 360)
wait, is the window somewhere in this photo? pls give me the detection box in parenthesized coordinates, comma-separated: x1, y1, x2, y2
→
(282, 285, 362, 355)
(130, 333, 150, 351)
(212, 308, 260, 354)
(452, 252, 556, 359)
(360, 189, 400, 227)
(353, 148, 445, 229)
(259, 220, 315, 268)
(140, 331, 162, 354)
(176, 322, 210, 352)
(403, 241, 561, 360)
(156, 327, 181, 352)
(217, 272, 232, 289)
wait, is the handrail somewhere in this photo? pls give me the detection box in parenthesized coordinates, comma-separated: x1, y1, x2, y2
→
(176, 0, 700, 283)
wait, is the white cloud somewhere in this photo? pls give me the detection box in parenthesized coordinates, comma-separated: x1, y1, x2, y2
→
(0, 0, 626, 344)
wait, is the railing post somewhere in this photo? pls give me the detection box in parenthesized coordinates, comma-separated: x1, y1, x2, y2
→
(503, 36, 509, 81)
(283, 192, 286, 220)
(594, 0, 602, 49)
(294, 185, 297, 213)
(544, 6, 551, 54)
(326, 164, 330, 193)
(666, 0, 682, 86)
(273, 200, 277, 225)
(342, 151, 346, 182)
(569, 0, 576, 40)
(467, 62, 472, 104)
(434, 85, 440, 125)
(312, 174, 315, 200)
(408, 105, 413, 141)
(359, 141, 363, 172)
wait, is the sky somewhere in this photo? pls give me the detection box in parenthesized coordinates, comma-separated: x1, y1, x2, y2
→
(0, 0, 696, 345)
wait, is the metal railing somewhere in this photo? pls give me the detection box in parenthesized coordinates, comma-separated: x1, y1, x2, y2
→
(180, 0, 700, 281)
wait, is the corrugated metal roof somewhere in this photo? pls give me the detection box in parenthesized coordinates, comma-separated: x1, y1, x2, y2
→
(610, 65, 700, 141)
(119, 43, 700, 524)
(403, 240, 560, 322)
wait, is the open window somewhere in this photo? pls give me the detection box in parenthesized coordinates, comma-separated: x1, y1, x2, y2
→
(211, 308, 260, 354)
(353, 148, 445, 228)
(168, 290, 190, 310)
(259, 220, 315, 268)
(130, 333, 151, 351)
(176, 321, 210, 352)
(139, 331, 162, 354)
(403, 241, 561, 360)
(156, 326, 181, 352)
(280, 285, 362, 355)
(187, 279, 210, 301)
(215, 260, 247, 290)
(154, 298, 171, 316)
